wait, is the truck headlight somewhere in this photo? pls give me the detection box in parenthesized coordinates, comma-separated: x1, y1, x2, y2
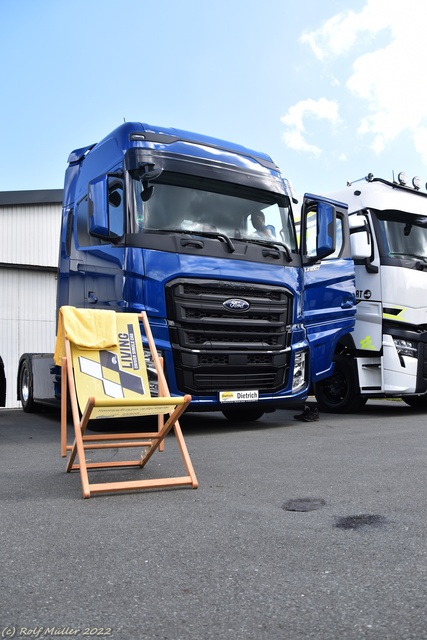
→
(393, 338, 417, 358)
(292, 350, 307, 392)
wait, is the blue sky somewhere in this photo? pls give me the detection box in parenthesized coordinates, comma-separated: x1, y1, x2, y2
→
(1, 0, 427, 196)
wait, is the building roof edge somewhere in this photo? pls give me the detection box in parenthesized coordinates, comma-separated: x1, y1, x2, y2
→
(0, 189, 64, 206)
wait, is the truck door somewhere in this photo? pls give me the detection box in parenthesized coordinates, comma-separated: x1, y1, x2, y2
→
(301, 195, 356, 383)
(73, 177, 126, 311)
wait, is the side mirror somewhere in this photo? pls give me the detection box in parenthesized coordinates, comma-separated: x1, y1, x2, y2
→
(88, 175, 124, 240)
(301, 195, 343, 261)
(351, 229, 371, 259)
(349, 214, 371, 259)
(316, 201, 336, 260)
(89, 175, 110, 238)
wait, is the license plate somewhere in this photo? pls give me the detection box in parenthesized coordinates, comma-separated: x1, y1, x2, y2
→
(219, 390, 259, 403)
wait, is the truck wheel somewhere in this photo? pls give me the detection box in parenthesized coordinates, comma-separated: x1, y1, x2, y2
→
(0, 356, 6, 407)
(222, 407, 265, 422)
(314, 354, 367, 414)
(18, 356, 37, 413)
(402, 395, 427, 409)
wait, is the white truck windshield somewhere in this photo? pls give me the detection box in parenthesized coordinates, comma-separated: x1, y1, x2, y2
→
(375, 209, 427, 262)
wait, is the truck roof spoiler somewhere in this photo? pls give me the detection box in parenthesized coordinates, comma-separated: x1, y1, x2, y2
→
(67, 143, 96, 165)
(129, 130, 280, 172)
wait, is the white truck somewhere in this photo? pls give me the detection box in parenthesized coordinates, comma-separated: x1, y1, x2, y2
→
(314, 172, 427, 412)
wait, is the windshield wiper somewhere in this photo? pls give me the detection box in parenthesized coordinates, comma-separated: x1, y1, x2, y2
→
(389, 251, 427, 262)
(244, 237, 292, 262)
(389, 251, 427, 270)
(188, 230, 236, 253)
(152, 228, 236, 253)
(142, 228, 292, 260)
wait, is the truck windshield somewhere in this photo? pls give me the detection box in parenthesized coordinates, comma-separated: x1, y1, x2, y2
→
(130, 173, 297, 252)
(375, 209, 427, 262)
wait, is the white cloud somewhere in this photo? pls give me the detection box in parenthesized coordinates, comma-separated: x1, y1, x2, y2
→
(289, 0, 427, 161)
(346, 13, 427, 153)
(280, 98, 340, 156)
(300, 0, 390, 61)
(413, 126, 427, 166)
(282, 130, 322, 157)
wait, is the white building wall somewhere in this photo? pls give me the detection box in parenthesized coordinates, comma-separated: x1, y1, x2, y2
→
(0, 195, 62, 408)
(0, 203, 60, 267)
(0, 269, 57, 408)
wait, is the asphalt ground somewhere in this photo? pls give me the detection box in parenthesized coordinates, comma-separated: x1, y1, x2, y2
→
(0, 400, 426, 640)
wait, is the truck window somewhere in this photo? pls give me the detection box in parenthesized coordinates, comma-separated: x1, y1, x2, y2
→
(76, 196, 101, 247)
(304, 209, 343, 260)
(108, 178, 124, 237)
(305, 208, 318, 258)
(324, 216, 343, 260)
(76, 179, 124, 247)
(375, 209, 427, 262)
(129, 173, 297, 251)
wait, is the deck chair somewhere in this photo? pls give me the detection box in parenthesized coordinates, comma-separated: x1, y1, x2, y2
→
(55, 306, 198, 499)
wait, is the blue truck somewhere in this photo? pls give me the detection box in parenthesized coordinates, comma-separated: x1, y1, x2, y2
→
(17, 122, 363, 421)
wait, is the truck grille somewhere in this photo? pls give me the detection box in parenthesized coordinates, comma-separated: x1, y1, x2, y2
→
(165, 278, 293, 394)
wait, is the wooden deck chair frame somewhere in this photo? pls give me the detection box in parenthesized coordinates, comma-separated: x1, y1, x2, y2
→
(60, 310, 198, 498)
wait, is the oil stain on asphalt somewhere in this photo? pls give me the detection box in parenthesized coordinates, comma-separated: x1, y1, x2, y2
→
(334, 514, 389, 530)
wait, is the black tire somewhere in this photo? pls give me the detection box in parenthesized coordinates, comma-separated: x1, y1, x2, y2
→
(222, 406, 265, 423)
(402, 395, 427, 409)
(18, 356, 37, 413)
(314, 354, 367, 414)
(0, 356, 6, 407)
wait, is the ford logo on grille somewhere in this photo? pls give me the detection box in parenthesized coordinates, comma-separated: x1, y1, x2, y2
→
(223, 298, 250, 312)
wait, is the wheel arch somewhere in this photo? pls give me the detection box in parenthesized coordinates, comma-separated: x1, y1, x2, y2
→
(334, 331, 357, 356)
(314, 352, 366, 413)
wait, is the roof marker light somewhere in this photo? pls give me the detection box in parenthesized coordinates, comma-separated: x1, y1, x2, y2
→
(412, 176, 421, 190)
(398, 172, 408, 185)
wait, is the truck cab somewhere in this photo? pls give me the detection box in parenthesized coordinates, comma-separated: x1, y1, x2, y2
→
(18, 122, 357, 421)
(315, 173, 427, 411)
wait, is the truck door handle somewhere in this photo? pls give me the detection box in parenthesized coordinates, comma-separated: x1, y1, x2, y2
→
(88, 292, 98, 304)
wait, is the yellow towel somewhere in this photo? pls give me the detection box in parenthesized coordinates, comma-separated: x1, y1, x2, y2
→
(54, 306, 118, 365)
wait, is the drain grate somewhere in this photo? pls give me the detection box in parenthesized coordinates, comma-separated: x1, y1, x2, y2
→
(282, 497, 326, 512)
(335, 514, 388, 530)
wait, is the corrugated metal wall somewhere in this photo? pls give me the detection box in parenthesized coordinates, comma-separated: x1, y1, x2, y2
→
(0, 269, 57, 408)
(0, 198, 62, 408)
(0, 203, 60, 267)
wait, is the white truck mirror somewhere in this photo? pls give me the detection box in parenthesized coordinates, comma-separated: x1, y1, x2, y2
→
(351, 229, 371, 259)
